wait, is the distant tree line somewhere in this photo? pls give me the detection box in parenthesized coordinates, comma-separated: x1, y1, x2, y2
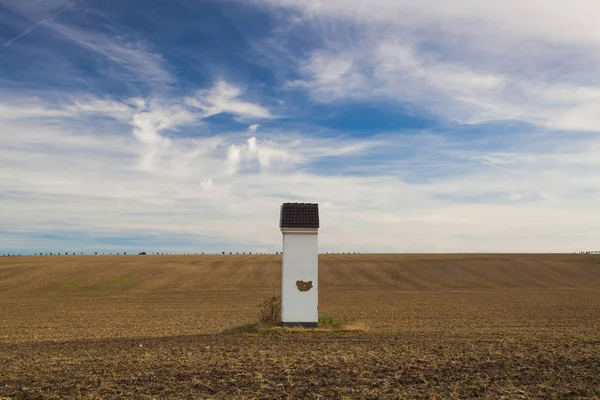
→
(1, 250, 300, 257)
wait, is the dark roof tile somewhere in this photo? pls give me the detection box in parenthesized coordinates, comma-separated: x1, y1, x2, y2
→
(280, 203, 319, 228)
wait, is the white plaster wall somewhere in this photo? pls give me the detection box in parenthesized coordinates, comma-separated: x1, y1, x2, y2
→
(282, 232, 318, 324)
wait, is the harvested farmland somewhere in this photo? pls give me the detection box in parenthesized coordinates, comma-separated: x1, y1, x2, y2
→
(1, 254, 599, 398)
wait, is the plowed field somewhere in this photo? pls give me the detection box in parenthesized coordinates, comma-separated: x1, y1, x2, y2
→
(1, 254, 599, 398)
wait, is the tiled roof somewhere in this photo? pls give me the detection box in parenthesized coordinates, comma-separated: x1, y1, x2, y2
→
(280, 203, 319, 229)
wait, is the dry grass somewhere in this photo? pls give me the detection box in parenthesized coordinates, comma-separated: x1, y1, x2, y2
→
(1, 254, 599, 398)
(341, 320, 371, 332)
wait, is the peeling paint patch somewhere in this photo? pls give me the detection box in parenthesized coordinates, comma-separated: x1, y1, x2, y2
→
(296, 280, 313, 292)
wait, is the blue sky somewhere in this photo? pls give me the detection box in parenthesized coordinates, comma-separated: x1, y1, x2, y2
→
(1, 0, 600, 254)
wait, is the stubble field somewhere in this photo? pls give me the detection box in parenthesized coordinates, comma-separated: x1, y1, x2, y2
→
(1, 254, 599, 398)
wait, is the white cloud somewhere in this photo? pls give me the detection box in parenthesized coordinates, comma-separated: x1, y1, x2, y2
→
(67, 98, 133, 121)
(296, 43, 506, 118)
(1, 2, 73, 49)
(201, 179, 214, 190)
(259, 0, 600, 132)
(225, 136, 302, 174)
(2, 0, 600, 253)
(291, 39, 600, 131)
(0, 102, 71, 119)
(290, 51, 366, 99)
(258, 0, 600, 47)
(0, 79, 275, 172)
(226, 144, 242, 175)
(0, 0, 173, 88)
(47, 22, 174, 87)
(186, 81, 273, 119)
(2, 96, 600, 253)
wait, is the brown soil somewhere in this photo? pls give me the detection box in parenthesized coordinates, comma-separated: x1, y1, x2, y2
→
(1, 254, 599, 398)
